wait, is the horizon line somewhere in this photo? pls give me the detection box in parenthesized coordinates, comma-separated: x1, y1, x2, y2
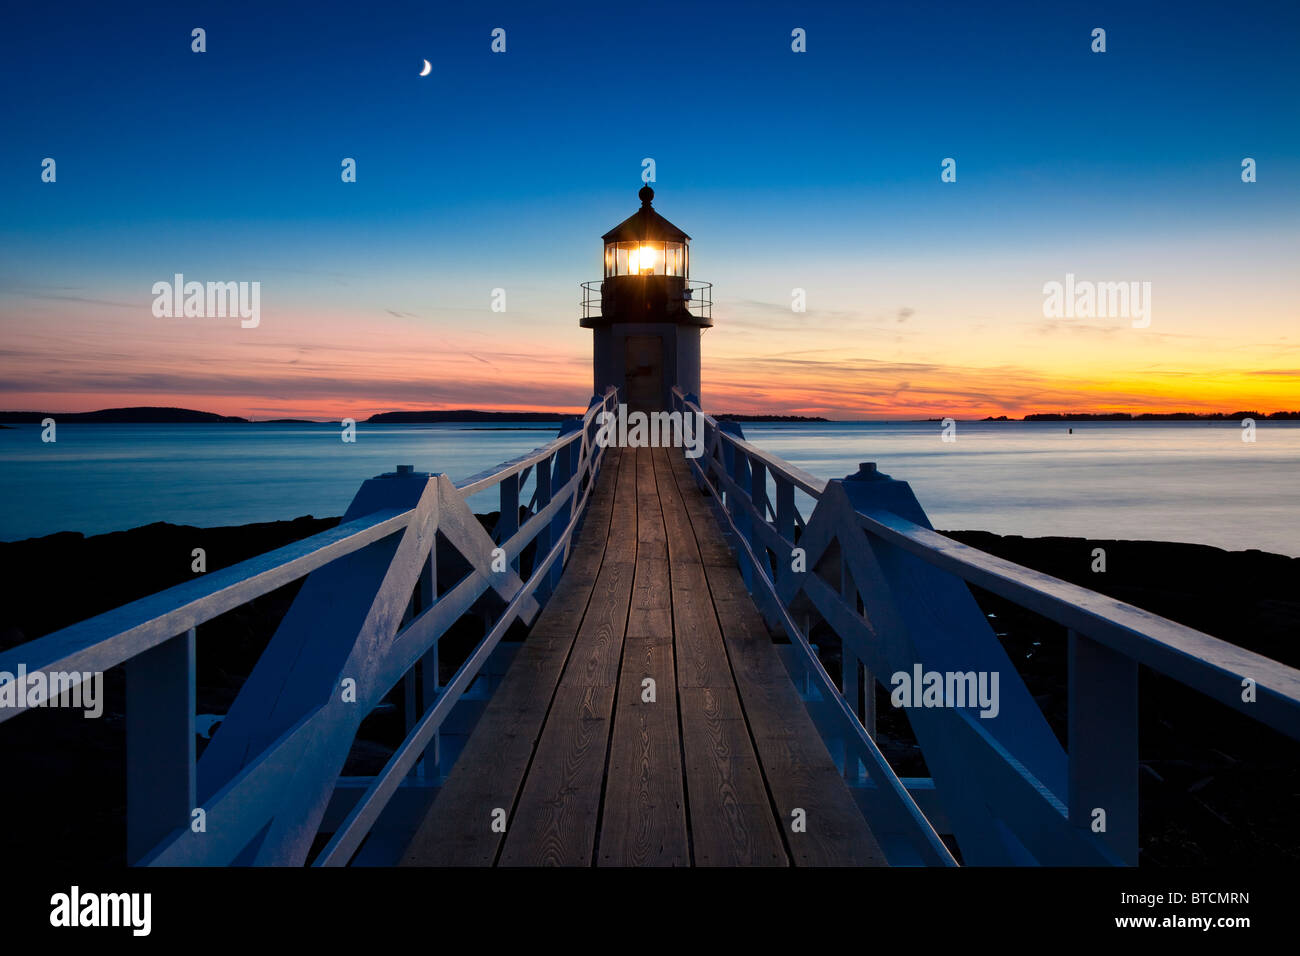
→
(3, 403, 1300, 424)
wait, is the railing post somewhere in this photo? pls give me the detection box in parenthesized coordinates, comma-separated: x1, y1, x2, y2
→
(126, 627, 196, 863)
(418, 551, 439, 780)
(750, 459, 768, 524)
(718, 425, 739, 510)
(401, 589, 419, 775)
(498, 472, 520, 572)
(734, 451, 754, 589)
(842, 647, 860, 780)
(776, 477, 795, 544)
(548, 418, 582, 592)
(1068, 628, 1138, 864)
(532, 449, 555, 603)
(862, 665, 876, 740)
(714, 421, 749, 580)
(839, 551, 871, 778)
(839, 555, 876, 740)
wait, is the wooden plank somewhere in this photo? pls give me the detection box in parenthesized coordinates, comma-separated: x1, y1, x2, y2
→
(670, 562, 733, 689)
(535, 447, 637, 681)
(494, 448, 640, 866)
(724, 663, 887, 866)
(625, 605, 672, 643)
(497, 684, 615, 866)
(631, 557, 671, 610)
(733, 729, 885, 866)
(672, 450, 887, 867)
(627, 555, 671, 643)
(635, 444, 668, 562)
(526, 450, 622, 641)
(526, 569, 604, 641)
(558, 559, 634, 688)
(560, 448, 623, 567)
(559, 446, 636, 688)
(710, 600, 791, 682)
(679, 686, 786, 867)
(605, 447, 638, 562)
(598, 638, 689, 866)
(401, 450, 625, 867)
(652, 449, 786, 866)
(651, 447, 703, 568)
(627, 463, 672, 641)
(664, 451, 739, 567)
(679, 684, 745, 723)
(400, 650, 572, 865)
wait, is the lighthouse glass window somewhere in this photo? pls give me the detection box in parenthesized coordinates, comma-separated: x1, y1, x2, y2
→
(607, 241, 686, 277)
(664, 242, 685, 277)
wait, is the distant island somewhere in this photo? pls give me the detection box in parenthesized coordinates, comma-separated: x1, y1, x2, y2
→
(0, 406, 248, 424)
(990, 411, 1300, 422)
(8, 406, 1291, 427)
(370, 410, 831, 424)
(714, 413, 830, 422)
(366, 410, 572, 423)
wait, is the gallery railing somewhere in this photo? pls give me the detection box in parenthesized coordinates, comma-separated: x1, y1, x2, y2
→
(0, 387, 619, 866)
(671, 386, 1300, 865)
(580, 278, 712, 322)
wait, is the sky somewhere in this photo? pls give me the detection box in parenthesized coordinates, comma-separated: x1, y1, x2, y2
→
(1, 0, 1297, 419)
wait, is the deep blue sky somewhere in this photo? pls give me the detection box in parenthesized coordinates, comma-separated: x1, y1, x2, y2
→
(2, 0, 1297, 417)
(7, 1, 1298, 259)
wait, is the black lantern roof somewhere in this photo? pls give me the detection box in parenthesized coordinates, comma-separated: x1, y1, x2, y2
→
(601, 186, 691, 243)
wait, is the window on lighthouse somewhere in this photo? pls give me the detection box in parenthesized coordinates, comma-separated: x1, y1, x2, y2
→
(665, 243, 684, 277)
(605, 241, 686, 277)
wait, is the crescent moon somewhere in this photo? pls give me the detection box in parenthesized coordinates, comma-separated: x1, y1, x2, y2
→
(419, 59, 432, 77)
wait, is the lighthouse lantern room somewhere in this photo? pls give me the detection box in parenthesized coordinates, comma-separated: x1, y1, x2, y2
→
(581, 186, 712, 412)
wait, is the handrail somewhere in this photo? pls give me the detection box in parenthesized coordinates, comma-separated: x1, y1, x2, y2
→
(671, 385, 1300, 866)
(702, 426, 828, 497)
(0, 509, 413, 709)
(1, 386, 620, 866)
(580, 278, 712, 322)
(455, 421, 597, 497)
(856, 509, 1300, 728)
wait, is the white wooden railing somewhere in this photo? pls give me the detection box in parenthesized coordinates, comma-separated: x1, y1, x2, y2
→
(672, 387, 1300, 866)
(0, 388, 619, 866)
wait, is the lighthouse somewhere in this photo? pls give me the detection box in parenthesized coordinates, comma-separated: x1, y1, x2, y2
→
(581, 186, 712, 412)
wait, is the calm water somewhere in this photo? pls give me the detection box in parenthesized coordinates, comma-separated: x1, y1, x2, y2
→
(740, 420, 1300, 557)
(0, 423, 562, 541)
(0, 420, 1297, 557)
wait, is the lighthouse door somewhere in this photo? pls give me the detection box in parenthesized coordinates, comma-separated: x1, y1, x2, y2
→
(624, 335, 663, 412)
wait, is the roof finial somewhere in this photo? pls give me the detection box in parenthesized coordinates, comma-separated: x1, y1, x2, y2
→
(638, 184, 654, 206)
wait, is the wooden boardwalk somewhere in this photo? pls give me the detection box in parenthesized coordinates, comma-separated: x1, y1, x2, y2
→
(402, 445, 885, 867)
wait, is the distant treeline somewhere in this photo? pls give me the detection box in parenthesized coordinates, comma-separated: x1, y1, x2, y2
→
(714, 413, 830, 422)
(0, 407, 574, 424)
(372, 410, 833, 423)
(9, 406, 1289, 426)
(366, 410, 571, 423)
(1021, 411, 1300, 421)
(0, 406, 248, 423)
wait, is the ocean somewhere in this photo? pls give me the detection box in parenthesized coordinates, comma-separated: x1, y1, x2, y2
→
(1, 420, 1297, 557)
